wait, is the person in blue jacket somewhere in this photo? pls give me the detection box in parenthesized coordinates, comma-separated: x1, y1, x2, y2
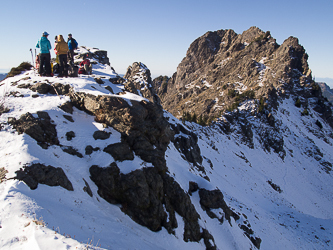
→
(36, 31, 52, 76)
(67, 33, 78, 64)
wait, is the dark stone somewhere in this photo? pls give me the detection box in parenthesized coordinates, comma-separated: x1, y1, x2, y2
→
(240, 224, 254, 235)
(95, 78, 104, 84)
(17, 83, 31, 89)
(63, 115, 74, 122)
(267, 180, 283, 193)
(93, 130, 111, 140)
(8, 112, 58, 148)
(83, 178, 93, 197)
(85, 145, 100, 155)
(105, 86, 114, 94)
(199, 188, 240, 224)
(50, 83, 70, 95)
(188, 181, 199, 195)
(61, 146, 83, 158)
(66, 131, 75, 141)
(59, 102, 74, 114)
(171, 124, 203, 166)
(15, 163, 73, 191)
(250, 237, 262, 249)
(109, 76, 125, 85)
(103, 142, 134, 161)
(30, 82, 51, 94)
(202, 229, 217, 250)
(90, 164, 213, 249)
(163, 174, 201, 242)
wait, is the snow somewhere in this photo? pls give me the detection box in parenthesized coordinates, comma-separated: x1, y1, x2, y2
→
(256, 57, 269, 87)
(0, 50, 333, 250)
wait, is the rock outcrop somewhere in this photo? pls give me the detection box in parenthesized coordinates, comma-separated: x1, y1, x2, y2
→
(156, 27, 328, 123)
(154, 26, 333, 157)
(8, 111, 59, 149)
(15, 163, 73, 191)
(69, 91, 172, 173)
(89, 163, 217, 249)
(124, 62, 161, 105)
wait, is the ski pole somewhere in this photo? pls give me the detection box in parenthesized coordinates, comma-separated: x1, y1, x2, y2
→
(35, 49, 37, 67)
(30, 48, 34, 67)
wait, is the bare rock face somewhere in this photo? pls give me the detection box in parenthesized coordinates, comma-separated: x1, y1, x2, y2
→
(70, 92, 173, 173)
(124, 62, 161, 105)
(89, 163, 216, 249)
(156, 27, 316, 120)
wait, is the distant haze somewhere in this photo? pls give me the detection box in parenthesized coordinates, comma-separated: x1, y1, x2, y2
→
(316, 78, 333, 88)
(0, 74, 7, 81)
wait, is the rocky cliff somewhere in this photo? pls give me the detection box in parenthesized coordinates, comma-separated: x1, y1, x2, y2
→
(318, 82, 333, 104)
(156, 27, 320, 122)
(1, 34, 333, 250)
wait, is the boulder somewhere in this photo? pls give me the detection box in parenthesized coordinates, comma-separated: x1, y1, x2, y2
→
(15, 163, 73, 191)
(8, 111, 58, 149)
(103, 142, 134, 161)
(29, 82, 51, 94)
(93, 130, 111, 140)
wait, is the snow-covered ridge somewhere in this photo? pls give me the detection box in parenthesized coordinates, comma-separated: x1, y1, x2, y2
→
(0, 45, 333, 250)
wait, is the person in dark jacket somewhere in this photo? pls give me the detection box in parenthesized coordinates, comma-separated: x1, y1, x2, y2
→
(55, 35, 69, 77)
(36, 31, 52, 76)
(67, 33, 78, 64)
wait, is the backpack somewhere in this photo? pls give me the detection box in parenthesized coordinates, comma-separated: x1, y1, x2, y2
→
(68, 64, 78, 77)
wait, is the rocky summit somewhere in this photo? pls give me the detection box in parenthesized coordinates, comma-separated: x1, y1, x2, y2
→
(156, 27, 316, 121)
(0, 29, 332, 250)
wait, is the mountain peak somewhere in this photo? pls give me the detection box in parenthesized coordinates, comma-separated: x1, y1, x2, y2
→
(0, 29, 333, 250)
(157, 27, 321, 124)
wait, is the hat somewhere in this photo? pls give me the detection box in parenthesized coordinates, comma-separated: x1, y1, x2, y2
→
(68, 33, 72, 37)
(43, 31, 49, 36)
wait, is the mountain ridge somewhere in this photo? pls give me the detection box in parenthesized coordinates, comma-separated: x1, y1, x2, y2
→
(0, 28, 332, 250)
(155, 27, 319, 123)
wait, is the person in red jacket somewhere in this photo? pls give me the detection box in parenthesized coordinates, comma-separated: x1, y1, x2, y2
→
(78, 55, 92, 75)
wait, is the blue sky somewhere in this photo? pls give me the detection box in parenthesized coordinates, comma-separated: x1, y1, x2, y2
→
(1, 0, 332, 85)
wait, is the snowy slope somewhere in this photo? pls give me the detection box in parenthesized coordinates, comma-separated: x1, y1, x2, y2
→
(0, 52, 332, 250)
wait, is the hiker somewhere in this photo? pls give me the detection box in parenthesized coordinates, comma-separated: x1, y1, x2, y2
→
(67, 33, 78, 64)
(78, 55, 92, 75)
(55, 35, 69, 77)
(54, 36, 59, 64)
(36, 31, 52, 76)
